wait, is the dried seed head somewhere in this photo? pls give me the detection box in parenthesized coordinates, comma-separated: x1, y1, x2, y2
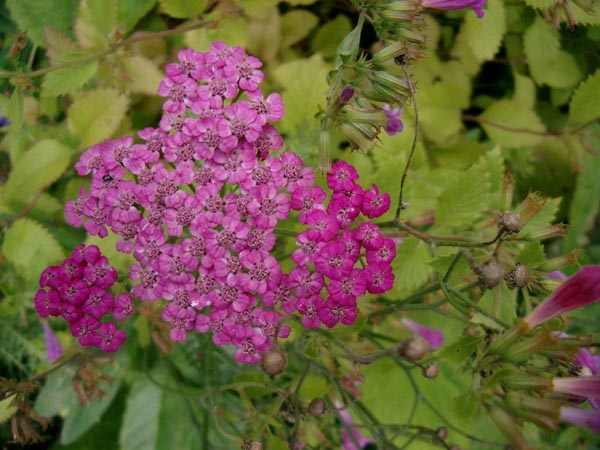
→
(499, 211, 521, 234)
(307, 397, 327, 416)
(260, 350, 287, 377)
(505, 264, 530, 289)
(422, 362, 439, 379)
(478, 260, 505, 289)
(242, 441, 263, 450)
(398, 335, 430, 361)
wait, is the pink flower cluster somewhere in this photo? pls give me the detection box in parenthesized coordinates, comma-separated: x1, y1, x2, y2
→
(34, 245, 132, 352)
(57, 43, 396, 364)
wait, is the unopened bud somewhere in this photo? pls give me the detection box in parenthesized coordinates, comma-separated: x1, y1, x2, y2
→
(477, 260, 505, 289)
(242, 441, 263, 450)
(422, 362, 439, 379)
(318, 130, 331, 173)
(307, 397, 327, 416)
(436, 427, 448, 441)
(499, 211, 521, 234)
(398, 335, 430, 361)
(505, 264, 529, 289)
(260, 350, 287, 377)
(525, 223, 567, 241)
(339, 85, 355, 103)
(517, 192, 546, 226)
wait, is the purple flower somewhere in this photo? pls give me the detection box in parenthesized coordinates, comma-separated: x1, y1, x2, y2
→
(327, 161, 359, 192)
(421, 0, 488, 17)
(43, 322, 63, 362)
(0, 115, 12, 128)
(365, 263, 395, 294)
(34, 289, 62, 317)
(113, 293, 134, 320)
(333, 400, 373, 450)
(559, 406, 600, 433)
(524, 266, 600, 328)
(362, 184, 391, 219)
(96, 322, 126, 352)
(382, 104, 404, 136)
(401, 318, 444, 350)
(552, 376, 600, 399)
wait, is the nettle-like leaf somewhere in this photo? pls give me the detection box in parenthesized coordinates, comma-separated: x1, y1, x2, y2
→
(119, 378, 162, 450)
(480, 99, 546, 148)
(569, 70, 600, 127)
(87, 0, 117, 36)
(43, 29, 79, 65)
(67, 88, 129, 148)
(311, 15, 353, 58)
(521, 197, 562, 236)
(120, 54, 163, 95)
(42, 52, 99, 97)
(246, 6, 281, 62)
(391, 237, 434, 294)
(159, 0, 207, 19)
(3, 139, 72, 208)
(462, 0, 506, 61)
(272, 54, 328, 134)
(118, 0, 156, 31)
(523, 0, 558, 8)
(185, 15, 248, 50)
(2, 218, 65, 282)
(6, 0, 78, 47)
(524, 18, 582, 88)
(280, 10, 319, 47)
(75, 0, 110, 50)
(431, 153, 492, 233)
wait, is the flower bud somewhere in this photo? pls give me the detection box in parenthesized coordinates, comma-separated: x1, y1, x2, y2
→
(242, 441, 263, 450)
(499, 211, 521, 234)
(308, 397, 327, 416)
(260, 350, 287, 377)
(517, 192, 546, 226)
(318, 130, 331, 173)
(397, 335, 430, 361)
(436, 426, 448, 441)
(505, 264, 529, 289)
(477, 260, 505, 289)
(501, 175, 516, 210)
(339, 85, 355, 103)
(422, 361, 439, 379)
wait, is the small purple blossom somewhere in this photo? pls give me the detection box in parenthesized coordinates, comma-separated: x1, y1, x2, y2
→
(401, 318, 444, 350)
(43, 322, 63, 362)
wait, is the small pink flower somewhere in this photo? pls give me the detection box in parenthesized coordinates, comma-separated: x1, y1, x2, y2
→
(43, 322, 63, 362)
(401, 318, 444, 350)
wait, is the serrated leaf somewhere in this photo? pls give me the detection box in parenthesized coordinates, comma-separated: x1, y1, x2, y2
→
(42, 53, 98, 97)
(43, 29, 79, 65)
(120, 55, 163, 95)
(524, 18, 581, 88)
(281, 10, 318, 47)
(156, 392, 201, 450)
(87, 0, 117, 36)
(75, 0, 109, 50)
(432, 155, 491, 233)
(513, 74, 536, 108)
(569, 70, 600, 126)
(463, 0, 506, 61)
(247, 6, 280, 62)
(272, 54, 328, 134)
(3, 139, 72, 207)
(2, 218, 65, 281)
(298, 374, 329, 401)
(118, 0, 156, 31)
(478, 284, 517, 326)
(311, 15, 353, 58)
(438, 334, 481, 364)
(185, 16, 248, 50)
(523, 0, 558, 8)
(6, 0, 78, 47)
(67, 89, 129, 147)
(159, 0, 207, 18)
(565, 148, 600, 249)
(119, 378, 162, 450)
(570, 1, 600, 25)
(516, 241, 546, 266)
(521, 197, 561, 236)
(391, 237, 434, 294)
(0, 397, 17, 424)
(480, 99, 545, 147)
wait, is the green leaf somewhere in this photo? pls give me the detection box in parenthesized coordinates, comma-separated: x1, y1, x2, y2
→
(156, 393, 202, 450)
(233, 372, 271, 398)
(516, 241, 546, 266)
(42, 53, 98, 97)
(334, 16, 362, 66)
(480, 99, 545, 148)
(3, 139, 72, 208)
(119, 378, 162, 450)
(271, 54, 328, 134)
(391, 237, 434, 294)
(431, 155, 491, 233)
(6, 0, 79, 47)
(463, 0, 506, 61)
(569, 70, 600, 126)
(120, 55, 163, 95)
(2, 218, 65, 281)
(298, 374, 329, 401)
(523, 0, 558, 8)
(185, 16, 248, 50)
(67, 89, 129, 147)
(159, 0, 207, 18)
(118, 0, 156, 31)
(311, 15, 353, 58)
(280, 10, 318, 47)
(565, 148, 600, 249)
(524, 18, 581, 88)
(7, 88, 24, 132)
(520, 197, 561, 236)
(0, 397, 17, 424)
(87, 0, 117, 36)
(438, 334, 481, 364)
(75, 0, 110, 50)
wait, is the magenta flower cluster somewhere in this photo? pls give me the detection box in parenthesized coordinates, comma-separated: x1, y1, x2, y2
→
(34, 244, 132, 352)
(57, 43, 395, 364)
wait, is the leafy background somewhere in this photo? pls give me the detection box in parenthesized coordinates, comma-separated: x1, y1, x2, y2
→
(0, 0, 599, 449)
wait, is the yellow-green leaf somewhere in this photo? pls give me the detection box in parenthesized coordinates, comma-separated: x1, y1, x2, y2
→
(310, 15, 352, 58)
(463, 0, 506, 61)
(67, 89, 129, 147)
(159, 0, 207, 18)
(87, 0, 117, 36)
(480, 99, 545, 148)
(185, 15, 247, 50)
(42, 52, 98, 97)
(120, 54, 163, 95)
(569, 70, 600, 126)
(2, 218, 65, 281)
(280, 10, 319, 47)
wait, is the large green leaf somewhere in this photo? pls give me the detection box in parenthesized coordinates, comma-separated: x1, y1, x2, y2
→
(280, 10, 319, 47)
(185, 15, 248, 50)
(118, 0, 156, 31)
(156, 393, 203, 450)
(42, 53, 99, 97)
(524, 18, 581, 88)
(569, 70, 600, 127)
(390, 237, 434, 295)
(480, 99, 545, 148)
(2, 218, 65, 281)
(119, 378, 162, 450)
(271, 54, 328, 135)
(3, 139, 72, 208)
(463, 0, 506, 61)
(310, 15, 353, 58)
(67, 89, 129, 148)
(87, 0, 117, 36)
(120, 55, 163, 95)
(159, 0, 207, 18)
(6, 0, 79, 46)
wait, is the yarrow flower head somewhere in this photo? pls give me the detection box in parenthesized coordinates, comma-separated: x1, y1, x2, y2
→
(40, 43, 397, 364)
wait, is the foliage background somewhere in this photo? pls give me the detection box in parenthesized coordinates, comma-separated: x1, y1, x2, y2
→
(0, 0, 599, 448)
